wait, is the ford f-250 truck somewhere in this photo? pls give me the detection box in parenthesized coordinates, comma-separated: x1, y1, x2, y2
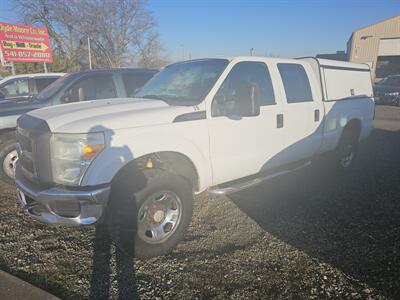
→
(15, 57, 375, 258)
(0, 68, 157, 184)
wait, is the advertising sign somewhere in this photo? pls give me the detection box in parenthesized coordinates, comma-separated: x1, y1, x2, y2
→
(0, 22, 53, 63)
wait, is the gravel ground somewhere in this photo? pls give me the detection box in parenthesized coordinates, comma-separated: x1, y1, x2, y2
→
(1, 105, 400, 299)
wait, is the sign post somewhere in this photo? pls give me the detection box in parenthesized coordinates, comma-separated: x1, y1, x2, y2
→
(0, 22, 53, 69)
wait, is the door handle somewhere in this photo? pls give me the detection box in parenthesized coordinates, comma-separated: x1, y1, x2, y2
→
(277, 114, 284, 128)
(314, 109, 320, 122)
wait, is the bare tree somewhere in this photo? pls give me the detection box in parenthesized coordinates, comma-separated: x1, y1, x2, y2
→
(14, 0, 166, 70)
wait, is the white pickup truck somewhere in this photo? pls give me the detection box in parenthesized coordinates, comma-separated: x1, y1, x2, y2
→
(15, 57, 375, 258)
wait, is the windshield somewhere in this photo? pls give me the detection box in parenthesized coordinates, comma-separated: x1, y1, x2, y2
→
(135, 59, 229, 105)
(36, 73, 79, 102)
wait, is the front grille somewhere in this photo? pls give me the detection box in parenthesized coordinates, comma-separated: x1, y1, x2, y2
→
(16, 127, 36, 176)
(16, 114, 53, 185)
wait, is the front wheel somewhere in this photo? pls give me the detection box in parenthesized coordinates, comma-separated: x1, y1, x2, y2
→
(107, 169, 193, 258)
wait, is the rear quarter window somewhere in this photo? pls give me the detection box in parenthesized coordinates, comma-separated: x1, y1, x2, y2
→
(278, 63, 313, 103)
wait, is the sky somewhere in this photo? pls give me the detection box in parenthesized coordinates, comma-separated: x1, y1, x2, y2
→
(1, 0, 399, 62)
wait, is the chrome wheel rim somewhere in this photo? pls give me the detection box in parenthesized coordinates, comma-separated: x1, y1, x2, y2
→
(3, 150, 18, 179)
(137, 191, 182, 244)
(340, 144, 355, 168)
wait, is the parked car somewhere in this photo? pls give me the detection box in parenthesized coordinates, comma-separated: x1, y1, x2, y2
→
(15, 57, 374, 258)
(373, 75, 400, 106)
(0, 68, 157, 184)
(0, 73, 65, 102)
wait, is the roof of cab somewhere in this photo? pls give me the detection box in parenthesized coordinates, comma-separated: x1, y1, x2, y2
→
(167, 56, 370, 70)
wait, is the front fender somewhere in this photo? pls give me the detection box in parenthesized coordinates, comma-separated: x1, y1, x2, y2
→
(81, 123, 212, 192)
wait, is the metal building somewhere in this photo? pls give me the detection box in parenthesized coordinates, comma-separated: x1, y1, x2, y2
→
(347, 15, 400, 80)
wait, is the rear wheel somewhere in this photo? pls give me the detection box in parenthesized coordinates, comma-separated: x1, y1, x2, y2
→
(335, 129, 359, 173)
(107, 168, 193, 258)
(0, 137, 18, 185)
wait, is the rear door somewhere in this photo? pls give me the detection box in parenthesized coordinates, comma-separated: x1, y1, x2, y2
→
(277, 63, 324, 164)
(208, 61, 285, 185)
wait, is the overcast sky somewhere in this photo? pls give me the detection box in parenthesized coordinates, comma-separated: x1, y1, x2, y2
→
(1, 0, 399, 61)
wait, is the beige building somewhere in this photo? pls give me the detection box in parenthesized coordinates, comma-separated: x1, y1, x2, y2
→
(347, 15, 400, 80)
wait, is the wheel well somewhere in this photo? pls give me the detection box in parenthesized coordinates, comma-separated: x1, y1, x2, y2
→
(115, 151, 200, 192)
(343, 119, 361, 140)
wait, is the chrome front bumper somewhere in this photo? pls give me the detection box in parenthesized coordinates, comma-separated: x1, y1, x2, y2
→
(15, 165, 110, 226)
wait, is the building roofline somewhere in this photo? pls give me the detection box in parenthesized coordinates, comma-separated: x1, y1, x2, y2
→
(351, 14, 400, 34)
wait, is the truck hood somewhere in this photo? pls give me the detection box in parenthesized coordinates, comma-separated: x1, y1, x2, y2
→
(27, 98, 198, 132)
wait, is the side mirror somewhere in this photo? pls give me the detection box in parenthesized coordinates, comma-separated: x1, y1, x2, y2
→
(235, 84, 260, 117)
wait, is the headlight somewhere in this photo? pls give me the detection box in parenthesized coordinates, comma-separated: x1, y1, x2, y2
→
(50, 132, 105, 186)
(385, 92, 400, 97)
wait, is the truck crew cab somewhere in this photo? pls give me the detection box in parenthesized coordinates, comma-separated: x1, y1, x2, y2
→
(15, 57, 375, 258)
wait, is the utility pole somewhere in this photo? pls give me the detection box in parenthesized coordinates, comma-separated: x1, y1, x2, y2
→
(250, 48, 254, 56)
(43, 62, 48, 73)
(88, 36, 92, 69)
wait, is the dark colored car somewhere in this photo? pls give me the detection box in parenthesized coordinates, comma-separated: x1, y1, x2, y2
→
(0, 68, 157, 184)
(373, 75, 400, 106)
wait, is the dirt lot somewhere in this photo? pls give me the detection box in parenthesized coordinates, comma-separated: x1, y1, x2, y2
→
(1, 106, 399, 299)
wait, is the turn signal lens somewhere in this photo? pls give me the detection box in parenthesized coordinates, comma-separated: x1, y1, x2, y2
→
(82, 144, 104, 160)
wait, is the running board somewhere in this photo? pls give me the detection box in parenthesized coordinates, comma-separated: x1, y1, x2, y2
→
(208, 161, 311, 196)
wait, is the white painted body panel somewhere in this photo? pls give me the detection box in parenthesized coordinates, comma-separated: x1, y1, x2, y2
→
(25, 56, 375, 192)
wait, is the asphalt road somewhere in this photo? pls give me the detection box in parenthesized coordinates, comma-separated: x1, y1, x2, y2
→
(0, 105, 399, 299)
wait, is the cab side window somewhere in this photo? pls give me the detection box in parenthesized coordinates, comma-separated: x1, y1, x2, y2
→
(212, 62, 275, 117)
(0, 78, 29, 98)
(62, 75, 116, 103)
(278, 63, 313, 103)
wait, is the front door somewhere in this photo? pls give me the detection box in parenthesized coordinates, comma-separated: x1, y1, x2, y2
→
(208, 61, 285, 186)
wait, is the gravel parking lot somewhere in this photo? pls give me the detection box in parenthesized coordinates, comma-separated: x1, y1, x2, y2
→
(0, 105, 399, 299)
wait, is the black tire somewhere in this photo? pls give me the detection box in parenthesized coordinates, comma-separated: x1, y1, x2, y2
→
(0, 135, 17, 185)
(334, 128, 359, 174)
(107, 168, 193, 258)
